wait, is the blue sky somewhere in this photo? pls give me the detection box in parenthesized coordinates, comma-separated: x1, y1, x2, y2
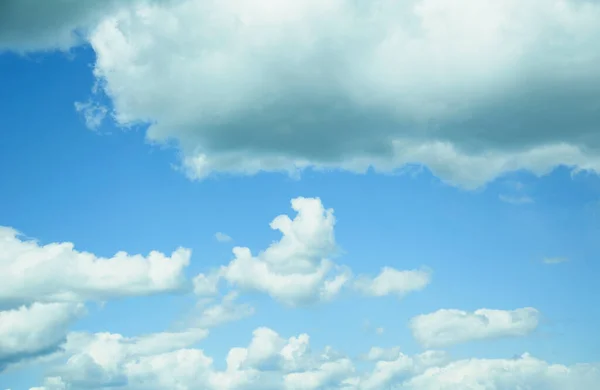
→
(1, 1, 600, 389)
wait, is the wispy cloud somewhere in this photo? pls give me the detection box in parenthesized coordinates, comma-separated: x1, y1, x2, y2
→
(543, 257, 569, 265)
(74, 100, 108, 131)
(499, 194, 534, 205)
(214, 232, 232, 243)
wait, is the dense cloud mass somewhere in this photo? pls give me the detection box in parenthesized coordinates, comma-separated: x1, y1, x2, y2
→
(3, 0, 600, 186)
(90, 0, 600, 187)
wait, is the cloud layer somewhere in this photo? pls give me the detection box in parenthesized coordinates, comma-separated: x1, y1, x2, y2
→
(4, 0, 600, 187)
(78, 0, 600, 188)
(29, 326, 600, 390)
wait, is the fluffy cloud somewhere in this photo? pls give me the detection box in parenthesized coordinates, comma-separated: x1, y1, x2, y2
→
(194, 197, 352, 306)
(3, 0, 600, 186)
(0, 303, 85, 370)
(410, 307, 541, 348)
(0, 226, 191, 307)
(194, 197, 428, 306)
(0, 226, 192, 370)
(31, 326, 600, 390)
(354, 267, 431, 298)
(38, 327, 209, 388)
(31, 326, 350, 390)
(46, 0, 597, 188)
(359, 349, 450, 390)
(404, 354, 600, 390)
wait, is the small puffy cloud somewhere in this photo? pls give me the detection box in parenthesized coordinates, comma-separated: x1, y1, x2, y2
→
(410, 307, 541, 348)
(0, 226, 191, 307)
(215, 232, 233, 243)
(58, 0, 600, 188)
(0, 303, 85, 370)
(354, 267, 431, 298)
(195, 197, 351, 306)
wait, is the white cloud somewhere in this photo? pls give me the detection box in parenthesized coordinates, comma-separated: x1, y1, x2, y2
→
(0, 303, 85, 369)
(28, 324, 600, 390)
(195, 197, 351, 306)
(31, 326, 349, 390)
(3, 0, 600, 186)
(0, 226, 191, 307)
(215, 232, 233, 243)
(40, 327, 209, 388)
(46, 0, 600, 188)
(359, 349, 450, 390)
(404, 353, 600, 390)
(354, 267, 431, 298)
(194, 197, 430, 306)
(284, 358, 355, 390)
(410, 307, 541, 348)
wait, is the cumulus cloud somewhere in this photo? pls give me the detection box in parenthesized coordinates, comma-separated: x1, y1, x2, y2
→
(410, 307, 541, 348)
(32, 326, 600, 390)
(34, 0, 591, 188)
(194, 197, 429, 306)
(359, 349, 450, 390)
(31, 326, 352, 390)
(194, 197, 352, 306)
(354, 267, 431, 298)
(403, 353, 600, 390)
(0, 226, 191, 307)
(0, 303, 85, 370)
(34, 327, 209, 389)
